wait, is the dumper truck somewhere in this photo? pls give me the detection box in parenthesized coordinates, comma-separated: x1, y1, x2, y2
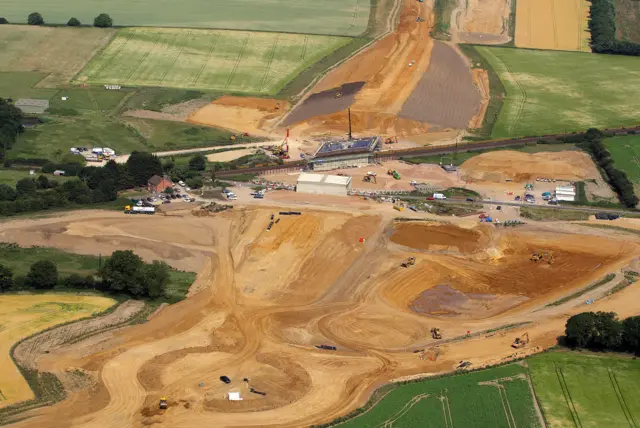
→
(124, 205, 155, 214)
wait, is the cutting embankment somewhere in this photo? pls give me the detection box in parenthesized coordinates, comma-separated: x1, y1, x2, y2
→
(1, 206, 639, 427)
(284, 0, 485, 136)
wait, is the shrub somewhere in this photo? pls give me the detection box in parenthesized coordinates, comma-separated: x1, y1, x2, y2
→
(93, 13, 113, 28)
(27, 12, 44, 25)
(25, 260, 58, 290)
(67, 17, 81, 26)
(0, 17, 9, 24)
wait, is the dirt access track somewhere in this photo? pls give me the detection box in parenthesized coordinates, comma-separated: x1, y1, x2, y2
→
(3, 204, 640, 427)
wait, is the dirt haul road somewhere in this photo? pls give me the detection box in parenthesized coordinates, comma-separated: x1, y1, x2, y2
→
(3, 207, 640, 428)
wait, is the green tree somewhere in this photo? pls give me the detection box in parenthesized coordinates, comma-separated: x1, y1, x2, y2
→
(93, 13, 113, 28)
(36, 175, 50, 189)
(67, 17, 81, 26)
(126, 151, 163, 187)
(164, 187, 174, 194)
(143, 260, 170, 298)
(0, 98, 24, 151)
(565, 311, 623, 350)
(188, 154, 206, 171)
(16, 178, 37, 195)
(100, 250, 144, 295)
(185, 177, 203, 189)
(0, 264, 13, 292)
(0, 18, 8, 25)
(25, 260, 58, 289)
(27, 12, 44, 25)
(623, 316, 640, 354)
(0, 184, 16, 201)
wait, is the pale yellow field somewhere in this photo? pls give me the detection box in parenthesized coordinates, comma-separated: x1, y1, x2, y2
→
(515, 0, 590, 52)
(0, 294, 115, 407)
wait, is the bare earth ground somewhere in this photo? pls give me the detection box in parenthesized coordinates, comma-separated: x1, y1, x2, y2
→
(458, 0, 512, 44)
(1, 200, 639, 427)
(515, 0, 590, 52)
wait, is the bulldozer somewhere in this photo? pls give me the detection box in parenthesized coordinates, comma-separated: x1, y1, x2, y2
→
(430, 327, 442, 339)
(511, 332, 529, 349)
(401, 257, 416, 268)
(531, 251, 555, 264)
(159, 396, 168, 410)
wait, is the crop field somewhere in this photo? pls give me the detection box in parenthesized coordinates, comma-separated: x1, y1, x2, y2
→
(0, 0, 369, 36)
(77, 28, 350, 94)
(474, 47, 640, 138)
(615, 0, 640, 43)
(604, 135, 640, 184)
(515, 0, 590, 52)
(529, 351, 640, 427)
(337, 363, 543, 427)
(0, 26, 115, 87)
(0, 294, 115, 407)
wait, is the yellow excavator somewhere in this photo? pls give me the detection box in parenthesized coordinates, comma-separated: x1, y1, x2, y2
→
(511, 332, 529, 349)
(531, 251, 555, 264)
(159, 396, 168, 409)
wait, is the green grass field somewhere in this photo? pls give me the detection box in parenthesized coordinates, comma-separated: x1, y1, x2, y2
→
(529, 351, 640, 427)
(474, 47, 640, 138)
(0, 0, 369, 36)
(603, 135, 640, 183)
(0, 169, 74, 186)
(335, 363, 543, 428)
(76, 27, 350, 94)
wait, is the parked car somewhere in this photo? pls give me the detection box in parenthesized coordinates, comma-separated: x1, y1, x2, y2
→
(466, 197, 474, 202)
(496, 206, 502, 211)
(178, 180, 186, 187)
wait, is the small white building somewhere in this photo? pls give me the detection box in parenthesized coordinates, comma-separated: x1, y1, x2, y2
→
(555, 185, 576, 202)
(227, 392, 243, 401)
(296, 172, 352, 196)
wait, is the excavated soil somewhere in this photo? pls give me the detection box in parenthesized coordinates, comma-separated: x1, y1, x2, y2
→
(283, 82, 365, 126)
(459, 0, 512, 44)
(399, 41, 481, 129)
(391, 223, 485, 253)
(2, 207, 639, 428)
(460, 150, 601, 182)
(188, 97, 290, 135)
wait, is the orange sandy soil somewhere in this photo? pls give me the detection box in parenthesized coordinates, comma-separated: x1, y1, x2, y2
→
(457, 0, 512, 44)
(287, 0, 439, 138)
(3, 205, 639, 427)
(188, 96, 290, 137)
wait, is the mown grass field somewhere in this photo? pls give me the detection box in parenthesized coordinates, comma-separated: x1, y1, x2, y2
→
(0, 293, 115, 407)
(77, 28, 351, 94)
(603, 135, 640, 183)
(336, 363, 543, 428)
(0, 26, 115, 87)
(474, 47, 640, 138)
(529, 351, 640, 427)
(0, 0, 369, 36)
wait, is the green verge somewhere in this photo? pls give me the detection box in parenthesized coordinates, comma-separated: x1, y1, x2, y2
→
(545, 273, 616, 307)
(520, 207, 590, 222)
(528, 350, 640, 428)
(458, 44, 507, 138)
(603, 134, 640, 184)
(431, 0, 457, 40)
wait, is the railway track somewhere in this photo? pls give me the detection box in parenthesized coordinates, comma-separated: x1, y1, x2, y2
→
(216, 125, 640, 177)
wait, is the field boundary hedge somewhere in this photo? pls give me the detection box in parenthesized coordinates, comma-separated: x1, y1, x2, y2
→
(588, 0, 640, 55)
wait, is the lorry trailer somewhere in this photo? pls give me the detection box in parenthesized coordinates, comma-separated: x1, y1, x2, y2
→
(124, 205, 155, 214)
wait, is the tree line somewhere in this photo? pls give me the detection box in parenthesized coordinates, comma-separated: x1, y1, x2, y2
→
(22, 12, 113, 28)
(588, 0, 640, 56)
(565, 311, 640, 355)
(0, 250, 170, 298)
(572, 128, 639, 208)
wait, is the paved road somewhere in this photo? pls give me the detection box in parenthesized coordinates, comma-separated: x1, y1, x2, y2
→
(398, 195, 636, 215)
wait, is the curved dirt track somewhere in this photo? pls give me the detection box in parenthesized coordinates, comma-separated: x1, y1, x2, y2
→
(3, 206, 640, 428)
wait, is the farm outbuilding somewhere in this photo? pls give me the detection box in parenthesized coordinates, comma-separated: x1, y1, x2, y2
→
(15, 99, 49, 114)
(148, 175, 173, 194)
(296, 173, 351, 196)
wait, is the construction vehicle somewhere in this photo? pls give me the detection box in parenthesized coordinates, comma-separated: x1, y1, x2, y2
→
(387, 169, 401, 180)
(335, 92, 342, 99)
(384, 137, 397, 145)
(159, 397, 168, 409)
(363, 172, 377, 184)
(315, 344, 337, 351)
(124, 205, 155, 214)
(531, 251, 555, 264)
(511, 332, 529, 349)
(430, 328, 442, 339)
(401, 257, 416, 268)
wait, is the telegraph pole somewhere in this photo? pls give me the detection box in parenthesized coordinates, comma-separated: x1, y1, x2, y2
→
(348, 107, 352, 141)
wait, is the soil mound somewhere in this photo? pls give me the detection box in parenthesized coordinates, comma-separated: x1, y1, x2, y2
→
(460, 150, 599, 182)
(391, 223, 483, 253)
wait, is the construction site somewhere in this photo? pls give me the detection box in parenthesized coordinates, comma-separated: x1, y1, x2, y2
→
(0, 199, 638, 427)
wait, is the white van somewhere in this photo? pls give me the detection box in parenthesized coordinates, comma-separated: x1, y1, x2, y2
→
(226, 192, 237, 200)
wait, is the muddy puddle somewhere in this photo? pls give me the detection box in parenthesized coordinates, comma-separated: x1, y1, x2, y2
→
(391, 223, 483, 253)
